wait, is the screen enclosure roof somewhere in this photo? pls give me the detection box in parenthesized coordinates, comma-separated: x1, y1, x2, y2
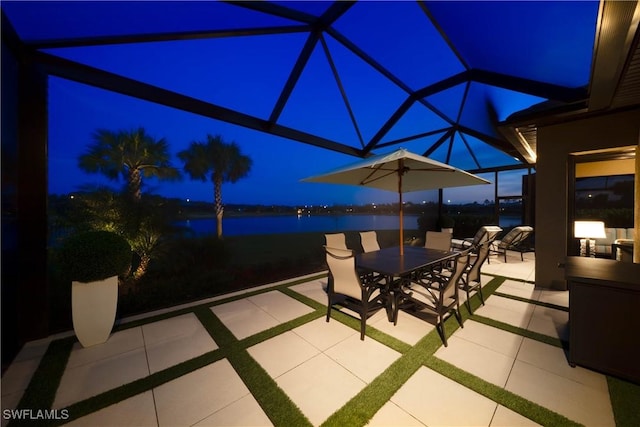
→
(2, 1, 605, 172)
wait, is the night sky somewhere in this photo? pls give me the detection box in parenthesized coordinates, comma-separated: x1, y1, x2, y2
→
(16, 1, 597, 207)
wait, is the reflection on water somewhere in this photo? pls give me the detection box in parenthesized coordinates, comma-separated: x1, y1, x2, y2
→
(176, 214, 420, 237)
(176, 214, 521, 237)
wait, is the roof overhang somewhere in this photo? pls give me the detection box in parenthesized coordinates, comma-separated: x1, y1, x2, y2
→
(499, 0, 640, 164)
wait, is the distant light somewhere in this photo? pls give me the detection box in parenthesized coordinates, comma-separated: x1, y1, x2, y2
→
(186, 198, 190, 202)
(69, 195, 75, 199)
(447, 199, 451, 203)
(588, 194, 592, 198)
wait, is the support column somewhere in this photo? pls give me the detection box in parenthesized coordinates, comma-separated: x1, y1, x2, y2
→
(635, 140, 639, 263)
(16, 56, 49, 341)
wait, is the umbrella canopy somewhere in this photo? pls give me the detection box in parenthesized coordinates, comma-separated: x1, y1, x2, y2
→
(303, 148, 491, 255)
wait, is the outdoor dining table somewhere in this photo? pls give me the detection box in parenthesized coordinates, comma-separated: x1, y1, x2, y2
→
(356, 246, 457, 322)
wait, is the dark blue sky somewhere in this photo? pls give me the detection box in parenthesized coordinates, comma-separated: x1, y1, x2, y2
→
(47, 76, 512, 206)
(22, 1, 598, 206)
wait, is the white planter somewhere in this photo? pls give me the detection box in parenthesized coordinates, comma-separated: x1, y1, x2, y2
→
(72, 275, 118, 347)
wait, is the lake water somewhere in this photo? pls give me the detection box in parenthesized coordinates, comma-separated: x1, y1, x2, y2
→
(175, 214, 522, 237)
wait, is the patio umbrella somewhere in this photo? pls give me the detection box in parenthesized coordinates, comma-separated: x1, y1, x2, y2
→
(302, 148, 491, 255)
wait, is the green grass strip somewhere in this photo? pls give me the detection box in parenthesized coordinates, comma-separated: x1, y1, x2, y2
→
(494, 291, 569, 312)
(15, 272, 632, 427)
(321, 328, 445, 427)
(195, 306, 312, 427)
(471, 315, 566, 348)
(425, 357, 582, 427)
(608, 375, 640, 426)
(8, 337, 75, 427)
(60, 349, 226, 425)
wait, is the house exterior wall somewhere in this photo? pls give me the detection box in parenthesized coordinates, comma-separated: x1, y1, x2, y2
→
(536, 108, 640, 289)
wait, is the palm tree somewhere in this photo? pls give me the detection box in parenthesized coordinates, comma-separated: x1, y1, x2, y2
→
(78, 127, 181, 202)
(178, 134, 252, 238)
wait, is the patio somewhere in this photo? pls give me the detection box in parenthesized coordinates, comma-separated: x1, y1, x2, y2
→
(0, 250, 626, 426)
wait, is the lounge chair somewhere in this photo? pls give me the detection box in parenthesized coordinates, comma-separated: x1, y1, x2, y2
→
(451, 225, 502, 250)
(324, 246, 386, 340)
(491, 226, 533, 262)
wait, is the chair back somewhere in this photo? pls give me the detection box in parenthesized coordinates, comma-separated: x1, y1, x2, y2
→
(473, 225, 503, 245)
(499, 226, 533, 248)
(325, 233, 347, 250)
(441, 250, 470, 302)
(468, 241, 491, 283)
(324, 246, 362, 300)
(425, 231, 452, 251)
(360, 231, 380, 253)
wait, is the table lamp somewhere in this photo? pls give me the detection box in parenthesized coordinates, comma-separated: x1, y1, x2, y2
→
(574, 221, 606, 257)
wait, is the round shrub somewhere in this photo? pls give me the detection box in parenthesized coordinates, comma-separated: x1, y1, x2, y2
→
(58, 231, 132, 283)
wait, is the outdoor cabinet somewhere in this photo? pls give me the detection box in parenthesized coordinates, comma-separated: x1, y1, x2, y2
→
(564, 257, 640, 384)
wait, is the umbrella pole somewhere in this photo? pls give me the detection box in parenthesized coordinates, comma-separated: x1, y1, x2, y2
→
(399, 159, 404, 256)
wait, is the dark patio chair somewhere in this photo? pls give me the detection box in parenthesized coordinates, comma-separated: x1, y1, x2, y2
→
(459, 241, 492, 314)
(491, 226, 533, 262)
(324, 246, 386, 340)
(413, 231, 454, 281)
(400, 249, 471, 347)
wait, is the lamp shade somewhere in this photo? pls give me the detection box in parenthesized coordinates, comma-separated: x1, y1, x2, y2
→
(574, 221, 606, 239)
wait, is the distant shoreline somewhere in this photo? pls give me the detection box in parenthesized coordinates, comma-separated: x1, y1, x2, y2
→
(180, 211, 403, 219)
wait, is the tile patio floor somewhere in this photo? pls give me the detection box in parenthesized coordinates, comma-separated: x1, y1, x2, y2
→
(0, 251, 620, 426)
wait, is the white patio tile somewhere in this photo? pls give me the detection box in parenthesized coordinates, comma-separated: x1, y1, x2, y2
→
(526, 305, 569, 340)
(367, 401, 424, 426)
(434, 335, 515, 387)
(506, 360, 615, 427)
(63, 391, 157, 427)
(474, 295, 536, 329)
(247, 290, 314, 323)
(275, 353, 365, 426)
(324, 333, 401, 384)
(65, 327, 145, 369)
(369, 309, 434, 346)
(289, 278, 328, 306)
(194, 394, 273, 427)
(484, 256, 535, 282)
(538, 289, 569, 307)
(516, 339, 608, 392)
(1, 392, 23, 427)
(491, 405, 541, 426)
(496, 280, 541, 301)
(1, 356, 41, 399)
(211, 298, 280, 340)
(53, 347, 149, 409)
(142, 313, 218, 374)
(391, 367, 497, 427)
(293, 317, 357, 351)
(1, 338, 50, 401)
(247, 331, 319, 378)
(153, 359, 250, 427)
(452, 320, 524, 358)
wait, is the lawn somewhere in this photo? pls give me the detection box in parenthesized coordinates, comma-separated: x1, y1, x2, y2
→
(49, 229, 419, 333)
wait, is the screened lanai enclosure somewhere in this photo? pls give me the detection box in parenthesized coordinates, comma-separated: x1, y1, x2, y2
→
(2, 1, 599, 174)
(3, 1, 639, 363)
